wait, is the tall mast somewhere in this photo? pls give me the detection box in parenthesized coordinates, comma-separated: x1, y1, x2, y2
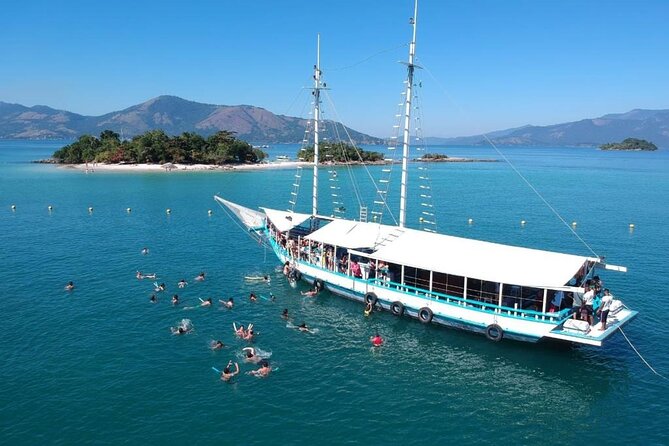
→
(399, 0, 418, 228)
(312, 34, 322, 216)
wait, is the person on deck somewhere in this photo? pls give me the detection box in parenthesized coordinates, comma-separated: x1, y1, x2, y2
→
(597, 289, 614, 330)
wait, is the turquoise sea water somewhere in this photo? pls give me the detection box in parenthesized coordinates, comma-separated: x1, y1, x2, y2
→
(1, 141, 668, 445)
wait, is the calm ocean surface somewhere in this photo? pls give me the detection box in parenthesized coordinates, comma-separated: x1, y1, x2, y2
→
(1, 140, 668, 445)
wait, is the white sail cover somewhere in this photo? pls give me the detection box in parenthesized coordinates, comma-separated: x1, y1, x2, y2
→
(214, 196, 264, 229)
(261, 207, 312, 232)
(305, 219, 400, 250)
(368, 227, 593, 288)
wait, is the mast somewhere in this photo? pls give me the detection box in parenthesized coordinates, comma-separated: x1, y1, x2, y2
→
(399, 0, 418, 228)
(312, 34, 322, 216)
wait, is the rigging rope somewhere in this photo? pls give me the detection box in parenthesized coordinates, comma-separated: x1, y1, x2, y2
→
(619, 328, 667, 380)
(214, 197, 271, 250)
(420, 60, 599, 258)
(325, 43, 408, 72)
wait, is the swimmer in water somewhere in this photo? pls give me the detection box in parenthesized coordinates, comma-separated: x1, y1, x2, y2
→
(242, 347, 260, 363)
(64, 281, 75, 291)
(370, 332, 384, 347)
(297, 322, 310, 332)
(301, 288, 318, 297)
(225, 297, 234, 308)
(234, 324, 246, 337)
(155, 282, 166, 292)
(249, 293, 257, 302)
(171, 320, 193, 335)
(195, 272, 206, 281)
(281, 308, 289, 319)
(141, 247, 149, 255)
(150, 294, 157, 303)
(136, 271, 143, 280)
(242, 327, 255, 341)
(200, 297, 212, 307)
(248, 360, 271, 377)
(171, 294, 179, 305)
(178, 279, 187, 288)
(364, 301, 373, 315)
(212, 340, 225, 350)
(221, 361, 240, 382)
(283, 261, 291, 276)
(263, 275, 271, 284)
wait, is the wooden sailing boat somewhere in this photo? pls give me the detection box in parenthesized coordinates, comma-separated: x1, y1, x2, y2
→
(215, 1, 636, 345)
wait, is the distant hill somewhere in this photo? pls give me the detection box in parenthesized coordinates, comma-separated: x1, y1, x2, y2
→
(425, 109, 669, 148)
(0, 95, 383, 144)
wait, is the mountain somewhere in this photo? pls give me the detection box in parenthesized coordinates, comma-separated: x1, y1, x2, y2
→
(425, 109, 669, 148)
(0, 96, 383, 144)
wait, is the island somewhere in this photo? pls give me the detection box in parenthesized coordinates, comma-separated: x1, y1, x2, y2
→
(51, 129, 268, 165)
(297, 142, 384, 163)
(600, 138, 657, 151)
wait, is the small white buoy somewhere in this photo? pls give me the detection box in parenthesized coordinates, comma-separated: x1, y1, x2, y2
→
(468, 218, 473, 225)
(571, 221, 577, 227)
(207, 209, 213, 216)
(48, 205, 53, 211)
(166, 208, 171, 215)
(126, 208, 132, 213)
(88, 206, 94, 213)
(11, 204, 16, 211)
(520, 220, 526, 226)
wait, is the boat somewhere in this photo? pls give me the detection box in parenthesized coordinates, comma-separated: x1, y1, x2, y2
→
(276, 155, 291, 162)
(215, 1, 637, 346)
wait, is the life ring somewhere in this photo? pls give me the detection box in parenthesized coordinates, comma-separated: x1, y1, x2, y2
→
(313, 279, 325, 291)
(418, 307, 433, 324)
(390, 301, 404, 316)
(485, 324, 504, 342)
(364, 292, 378, 306)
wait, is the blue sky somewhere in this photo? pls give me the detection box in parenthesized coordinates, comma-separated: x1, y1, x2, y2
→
(1, 0, 667, 137)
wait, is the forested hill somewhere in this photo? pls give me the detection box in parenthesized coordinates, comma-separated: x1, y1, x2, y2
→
(0, 96, 383, 144)
(425, 109, 669, 148)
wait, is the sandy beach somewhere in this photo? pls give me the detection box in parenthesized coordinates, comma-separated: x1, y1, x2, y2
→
(62, 161, 312, 172)
(61, 157, 494, 173)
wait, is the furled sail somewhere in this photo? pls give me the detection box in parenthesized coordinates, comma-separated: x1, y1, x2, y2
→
(214, 195, 264, 229)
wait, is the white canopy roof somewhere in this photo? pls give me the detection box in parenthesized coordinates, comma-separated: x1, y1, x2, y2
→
(305, 219, 400, 250)
(368, 227, 592, 288)
(261, 208, 312, 232)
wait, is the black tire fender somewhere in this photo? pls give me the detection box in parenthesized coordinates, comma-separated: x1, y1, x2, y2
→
(485, 324, 504, 342)
(364, 292, 378, 306)
(390, 301, 405, 316)
(418, 307, 433, 324)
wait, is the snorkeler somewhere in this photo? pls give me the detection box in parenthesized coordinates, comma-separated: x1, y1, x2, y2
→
(370, 333, 384, 347)
(220, 361, 240, 382)
(301, 288, 318, 297)
(64, 281, 75, 291)
(248, 359, 271, 377)
(242, 347, 261, 363)
(178, 279, 187, 288)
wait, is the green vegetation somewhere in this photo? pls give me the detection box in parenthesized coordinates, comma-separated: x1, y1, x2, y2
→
(600, 138, 657, 151)
(420, 153, 449, 160)
(297, 142, 384, 163)
(52, 130, 267, 164)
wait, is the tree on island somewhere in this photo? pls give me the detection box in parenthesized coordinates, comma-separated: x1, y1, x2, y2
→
(52, 130, 267, 164)
(419, 153, 449, 160)
(297, 142, 384, 163)
(600, 138, 658, 151)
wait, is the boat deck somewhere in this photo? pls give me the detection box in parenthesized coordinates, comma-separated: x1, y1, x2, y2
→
(544, 308, 638, 346)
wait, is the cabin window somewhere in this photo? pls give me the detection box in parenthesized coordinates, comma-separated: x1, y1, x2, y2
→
(432, 272, 465, 298)
(403, 266, 430, 291)
(501, 284, 544, 311)
(466, 279, 499, 304)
